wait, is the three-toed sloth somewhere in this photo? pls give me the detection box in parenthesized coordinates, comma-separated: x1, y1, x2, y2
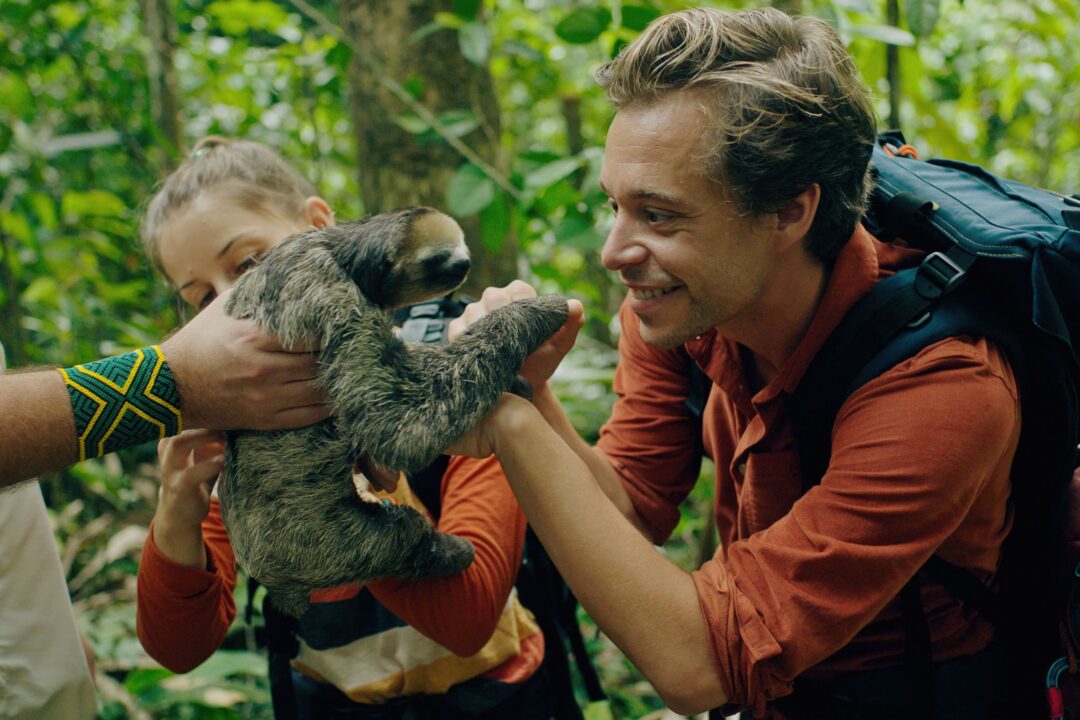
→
(220, 207, 568, 618)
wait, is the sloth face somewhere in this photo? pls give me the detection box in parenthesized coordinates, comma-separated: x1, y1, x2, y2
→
(335, 208, 471, 310)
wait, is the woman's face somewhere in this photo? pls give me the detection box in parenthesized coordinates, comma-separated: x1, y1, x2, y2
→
(157, 189, 332, 311)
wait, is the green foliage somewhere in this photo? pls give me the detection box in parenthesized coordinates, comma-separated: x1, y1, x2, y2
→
(4, 0, 1080, 717)
(556, 7, 614, 44)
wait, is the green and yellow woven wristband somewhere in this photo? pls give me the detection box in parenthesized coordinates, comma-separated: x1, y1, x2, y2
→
(58, 345, 183, 460)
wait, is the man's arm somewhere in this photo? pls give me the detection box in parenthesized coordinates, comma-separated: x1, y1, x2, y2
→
(453, 394, 728, 714)
(449, 282, 652, 531)
(0, 369, 81, 486)
(0, 292, 327, 488)
(530, 383, 652, 534)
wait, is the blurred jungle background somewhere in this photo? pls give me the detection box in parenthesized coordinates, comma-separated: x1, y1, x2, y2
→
(2, 0, 1079, 717)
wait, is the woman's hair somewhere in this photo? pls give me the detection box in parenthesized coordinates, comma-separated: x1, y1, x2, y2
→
(595, 7, 877, 263)
(140, 136, 317, 277)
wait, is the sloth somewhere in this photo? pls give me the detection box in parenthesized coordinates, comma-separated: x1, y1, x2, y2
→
(219, 207, 568, 618)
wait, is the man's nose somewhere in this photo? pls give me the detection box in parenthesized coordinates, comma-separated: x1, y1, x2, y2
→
(600, 218, 649, 271)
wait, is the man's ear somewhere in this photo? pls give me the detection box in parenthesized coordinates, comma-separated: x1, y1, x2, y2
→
(304, 196, 335, 229)
(773, 183, 820, 253)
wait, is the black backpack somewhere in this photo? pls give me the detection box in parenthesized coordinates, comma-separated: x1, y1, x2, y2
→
(689, 132, 1080, 717)
(252, 296, 607, 720)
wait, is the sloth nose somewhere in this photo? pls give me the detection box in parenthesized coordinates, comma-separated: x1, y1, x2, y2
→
(446, 256, 471, 277)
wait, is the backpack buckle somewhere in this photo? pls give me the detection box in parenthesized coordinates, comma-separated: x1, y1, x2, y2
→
(914, 251, 967, 300)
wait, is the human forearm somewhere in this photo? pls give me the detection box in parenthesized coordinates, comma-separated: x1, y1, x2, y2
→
(488, 397, 728, 713)
(532, 384, 651, 533)
(136, 523, 235, 672)
(151, 516, 208, 570)
(368, 456, 526, 656)
(0, 371, 79, 487)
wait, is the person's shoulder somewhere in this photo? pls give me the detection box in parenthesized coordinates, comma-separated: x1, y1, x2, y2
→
(841, 334, 1020, 440)
(902, 335, 1018, 398)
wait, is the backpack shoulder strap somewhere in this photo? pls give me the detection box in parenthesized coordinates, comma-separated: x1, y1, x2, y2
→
(792, 269, 1006, 488)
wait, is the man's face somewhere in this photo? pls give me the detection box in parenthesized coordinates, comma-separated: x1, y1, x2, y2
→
(599, 92, 775, 350)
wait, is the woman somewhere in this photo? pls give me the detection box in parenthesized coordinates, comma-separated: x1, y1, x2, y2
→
(134, 137, 550, 719)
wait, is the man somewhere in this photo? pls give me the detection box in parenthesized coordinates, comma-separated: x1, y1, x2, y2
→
(449, 8, 1017, 718)
(0, 289, 327, 487)
(1, 296, 325, 718)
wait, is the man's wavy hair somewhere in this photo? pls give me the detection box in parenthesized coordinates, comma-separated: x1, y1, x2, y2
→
(596, 7, 877, 263)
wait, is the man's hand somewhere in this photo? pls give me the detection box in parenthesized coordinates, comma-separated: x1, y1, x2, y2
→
(160, 291, 329, 431)
(448, 281, 585, 393)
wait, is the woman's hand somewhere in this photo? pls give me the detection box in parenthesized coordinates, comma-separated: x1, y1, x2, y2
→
(448, 281, 585, 393)
(152, 429, 225, 568)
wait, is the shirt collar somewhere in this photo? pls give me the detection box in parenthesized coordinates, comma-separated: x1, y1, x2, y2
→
(684, 223, 919, 404)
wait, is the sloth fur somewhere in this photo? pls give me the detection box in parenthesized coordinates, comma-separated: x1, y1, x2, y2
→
(220, 207, 568, 618)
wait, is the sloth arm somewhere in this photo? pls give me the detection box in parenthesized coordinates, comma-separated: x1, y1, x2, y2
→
(136, 505, 237, 673)
(366, 455, 527, 657)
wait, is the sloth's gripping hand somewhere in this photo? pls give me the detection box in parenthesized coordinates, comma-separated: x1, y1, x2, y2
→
(448, 280, 585, 394)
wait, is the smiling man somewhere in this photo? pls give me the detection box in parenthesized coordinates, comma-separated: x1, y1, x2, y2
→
(448, 7, 1018, 719)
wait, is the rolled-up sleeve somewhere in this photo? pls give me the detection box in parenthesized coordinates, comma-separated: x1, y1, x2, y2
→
(596, 301, 704, 543)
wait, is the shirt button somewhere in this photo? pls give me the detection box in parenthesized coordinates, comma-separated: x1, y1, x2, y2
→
(736, 462, 747, 475)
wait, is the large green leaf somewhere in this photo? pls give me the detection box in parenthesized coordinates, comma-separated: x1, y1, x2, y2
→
(325, 41, 352, 70)
(452, 0, 481, 22)
(583, 699, 615, 720)
(621, 5, 661, 32)
(23, 276, 60, 304)
(459, 22, 491, 66)
(555, 7, 612, 45)
(60, 190, 127, 219)
(123, 667, 173, 695)
(447, 163, 496, 217)
(28, 193, 58, 231)
(479, 192, 511, 253)
(554, 213, 603, 250)
(524, 157, 584, 190)
(0, 72, 32, 115)
(206, 0, 290, 35)
(849, 23, 916, 47)
(0, 210, 32, 243)
(48, 2, 84, 30)
(903, 0, 941, 38)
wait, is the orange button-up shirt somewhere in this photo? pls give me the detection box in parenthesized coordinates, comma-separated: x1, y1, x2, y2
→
(596, 226, 1020, 715)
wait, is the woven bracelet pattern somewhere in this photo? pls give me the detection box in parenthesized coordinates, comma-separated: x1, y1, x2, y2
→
(58, 345, 182, 460)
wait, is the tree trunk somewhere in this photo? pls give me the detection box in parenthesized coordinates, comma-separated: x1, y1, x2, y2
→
(885, 0, 901, 130)
(339, 0, 515, 293)
(139, 0, 183, 170)
(0, 228, 24, 368)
